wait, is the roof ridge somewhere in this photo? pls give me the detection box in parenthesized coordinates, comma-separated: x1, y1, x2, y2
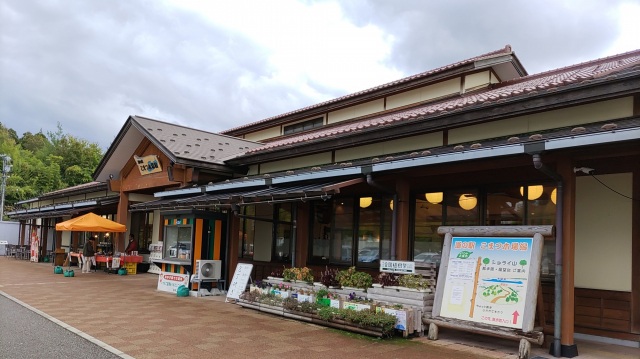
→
(243, 48, 640, 156)
(498, 48, 640, 87)
(221, 45, 514, 134)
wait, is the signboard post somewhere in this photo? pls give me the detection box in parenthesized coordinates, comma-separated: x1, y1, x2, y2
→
(226, 263, 253, 302)
(428, 226, 551, 359)
(439, 236, 535, 330)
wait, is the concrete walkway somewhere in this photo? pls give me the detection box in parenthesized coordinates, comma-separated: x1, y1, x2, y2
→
(1, 259, 638, 359)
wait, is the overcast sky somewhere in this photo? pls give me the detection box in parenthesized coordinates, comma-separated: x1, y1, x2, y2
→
(2, 0, 639, 150)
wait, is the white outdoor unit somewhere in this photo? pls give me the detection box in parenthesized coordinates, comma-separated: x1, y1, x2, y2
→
(196, 260, 222, 281)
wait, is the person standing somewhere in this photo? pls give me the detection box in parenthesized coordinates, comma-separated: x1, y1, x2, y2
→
(125, 234, 138, 254)
(82, 237, 95, 273)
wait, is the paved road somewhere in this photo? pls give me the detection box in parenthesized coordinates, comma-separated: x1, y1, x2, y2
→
(0, 295, 122, 359)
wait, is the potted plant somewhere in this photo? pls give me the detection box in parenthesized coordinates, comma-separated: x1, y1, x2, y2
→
(337, 267, 373, 291)
(320, 266, 340, 288)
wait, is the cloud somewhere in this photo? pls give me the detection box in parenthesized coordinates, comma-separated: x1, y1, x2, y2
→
(1, 0, 639, 151)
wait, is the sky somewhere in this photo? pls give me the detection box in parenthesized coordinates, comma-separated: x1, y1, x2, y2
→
(1, 0, 640, 150)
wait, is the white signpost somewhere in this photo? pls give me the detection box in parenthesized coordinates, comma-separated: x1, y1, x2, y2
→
(226, 263, 253, 301)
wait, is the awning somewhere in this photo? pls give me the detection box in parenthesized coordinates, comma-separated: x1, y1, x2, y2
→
(55, 212, 126, 232)
(7, 197, 120, 220)
(129, 178, 363, 212)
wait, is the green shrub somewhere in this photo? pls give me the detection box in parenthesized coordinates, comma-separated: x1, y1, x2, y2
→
(337, 267, 373, 290)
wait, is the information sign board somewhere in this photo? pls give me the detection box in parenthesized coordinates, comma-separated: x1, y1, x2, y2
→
(380, 260, 415, 274)
(436, 236, 542, 331)
(157, 272, 190, 293)
(226, 263, 253, 300)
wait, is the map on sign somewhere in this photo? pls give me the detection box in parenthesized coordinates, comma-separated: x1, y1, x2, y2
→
(438, 236, 540, 330)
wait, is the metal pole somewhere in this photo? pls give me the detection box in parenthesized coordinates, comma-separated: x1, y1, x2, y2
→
(0, 155, 11, 221)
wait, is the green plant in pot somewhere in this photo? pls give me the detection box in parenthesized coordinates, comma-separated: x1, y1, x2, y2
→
(337, 267, 373, 290)
(398, 274, 430, 290)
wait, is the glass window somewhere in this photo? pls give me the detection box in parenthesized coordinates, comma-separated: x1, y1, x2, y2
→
(414, 194, 444, 261)
(485, 186, 524, 225)
(331, 199, 354, 264)
(275, 204, 292, 262)
(445, 190, 480, 226)
(356, 197, 392, 265)
(310, 201, 331, 262)
(163, 225, 191, 260)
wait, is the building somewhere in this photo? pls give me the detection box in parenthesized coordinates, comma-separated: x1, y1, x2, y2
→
(10, 45, 640, 354)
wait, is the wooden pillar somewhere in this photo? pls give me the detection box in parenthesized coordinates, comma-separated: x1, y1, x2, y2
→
(295, 203, 309, 268)
(558, 158, 576, 350)
(395, 179, 411, 260)
(40, 218, 49, 257)
(227, 213, 240, 283)
(631, 159, 640, 333)
(115, 191, 129, 253)
(19, 220, 26, 246)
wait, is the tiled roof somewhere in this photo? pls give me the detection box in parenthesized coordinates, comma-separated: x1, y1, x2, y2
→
(132, 116, 263, 164)
(39, 181, 107, 199)
(244, 49, 640, 154)
(221, 45, 516, 134)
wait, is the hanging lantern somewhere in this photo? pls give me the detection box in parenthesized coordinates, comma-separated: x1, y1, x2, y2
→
(520, 185, 543, 200)
(551, 188, 557, 205)
(425, 192, 443, 204)
(459, 194, 477, 210)
(359, 197, 372, 208)
(389, 200, 394, 211)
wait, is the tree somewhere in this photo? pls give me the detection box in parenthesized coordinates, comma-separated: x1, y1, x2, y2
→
(0, 122, 104, 219)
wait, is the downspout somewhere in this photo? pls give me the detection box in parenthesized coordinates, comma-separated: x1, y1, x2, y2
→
(291, 206, 297, 267)
(532, 153, 563, 358)
(366, 174, 397, 260)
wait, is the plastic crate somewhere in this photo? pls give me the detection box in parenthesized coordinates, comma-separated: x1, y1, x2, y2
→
(124, 262, 137, 275)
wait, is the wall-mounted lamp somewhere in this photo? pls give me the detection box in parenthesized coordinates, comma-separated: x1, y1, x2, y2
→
(389, 200, 393, 211)
(359, 197, 372, 208)
(519, 185, 543, 200)
(459, 194, 477, 210)
(425, 192, 443, 204)
(551, 188, 557, 205)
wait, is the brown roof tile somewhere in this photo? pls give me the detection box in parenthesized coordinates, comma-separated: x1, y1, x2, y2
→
(221, 45, 516, 134)
(245, 49, 640, 154)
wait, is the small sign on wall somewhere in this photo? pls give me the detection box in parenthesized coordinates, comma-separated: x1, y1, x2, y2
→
(134, 155, 162, 175)
(380, 260, 415, 274)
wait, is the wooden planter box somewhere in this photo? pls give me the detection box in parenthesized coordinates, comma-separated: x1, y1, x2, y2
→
(236, 299, 386, 337)
(367, 285, 434, 313)
(376, 306, 424, 337)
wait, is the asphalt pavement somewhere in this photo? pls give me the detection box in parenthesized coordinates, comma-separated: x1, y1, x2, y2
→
(0, 295, 122, 359)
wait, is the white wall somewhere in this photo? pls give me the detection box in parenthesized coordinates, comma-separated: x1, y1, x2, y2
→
(574, 173, 632, 291)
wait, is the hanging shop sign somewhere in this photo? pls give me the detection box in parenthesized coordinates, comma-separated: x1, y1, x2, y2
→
(134, 155, 162, 175)
(437, 236, 542, 331)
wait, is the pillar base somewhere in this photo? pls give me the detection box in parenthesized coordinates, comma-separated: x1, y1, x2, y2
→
(549, 343, 578, 358)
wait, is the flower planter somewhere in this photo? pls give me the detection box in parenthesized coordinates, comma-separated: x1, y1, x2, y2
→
(317, 298, 341, 308)
(367, 286, 434, 312)
(291, 293, 315, 303)
(343, 301, 374, 312)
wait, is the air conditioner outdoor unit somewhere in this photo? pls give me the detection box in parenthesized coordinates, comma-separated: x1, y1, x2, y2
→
(196, 260, 222, 280)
